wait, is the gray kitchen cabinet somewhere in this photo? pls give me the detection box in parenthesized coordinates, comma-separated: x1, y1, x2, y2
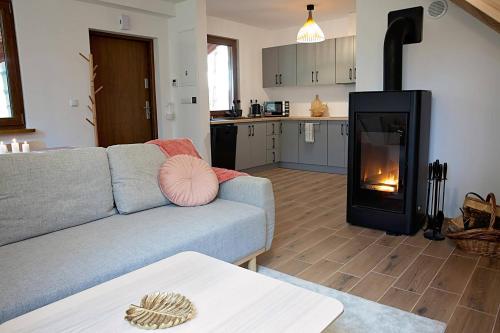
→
(327, 121, 347, 167)
(335, 36, 356, 84)
(296, 39, 335, 86)
(280, 121, 299, 163)
(251, 123, 267, 168)
(235, 123, 252, 170)
(262, 47, 279, 88)
(262, 45, 296, 87)
(315, 39, 335, 85)
(298, 121, 328, 166)
(296, 43, 316, 86)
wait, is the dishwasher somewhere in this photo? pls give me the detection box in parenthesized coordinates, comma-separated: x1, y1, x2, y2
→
(210, 124, 238, 170)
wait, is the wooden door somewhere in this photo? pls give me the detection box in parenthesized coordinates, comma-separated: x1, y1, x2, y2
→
(90, 32, 157, 147)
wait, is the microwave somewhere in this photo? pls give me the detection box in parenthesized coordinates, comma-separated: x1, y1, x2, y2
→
(263, 101, 289, 117)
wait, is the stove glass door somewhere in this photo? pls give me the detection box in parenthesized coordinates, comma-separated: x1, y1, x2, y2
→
(353, 112, 408, 212)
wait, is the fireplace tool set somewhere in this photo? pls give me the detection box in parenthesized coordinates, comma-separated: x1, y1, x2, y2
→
(424, 160, 448, 240)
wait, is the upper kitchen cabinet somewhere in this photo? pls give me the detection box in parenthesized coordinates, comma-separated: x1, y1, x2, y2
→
(335, 36, 356, 84)
(297, 39, 335, 86)
(262, 45, 297, 87)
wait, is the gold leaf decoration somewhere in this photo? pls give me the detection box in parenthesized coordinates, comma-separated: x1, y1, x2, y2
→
(125, 292, 196, 330)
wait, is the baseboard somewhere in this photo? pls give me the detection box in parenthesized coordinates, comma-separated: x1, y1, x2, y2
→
(278, 162, 347, 174)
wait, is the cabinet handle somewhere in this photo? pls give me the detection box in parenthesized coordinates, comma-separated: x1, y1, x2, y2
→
(272, 123, 275, 135)
(275, 74, 278, 85)
(272, 151, 276, 163)
(349, 68, 352, 80)
(252, 125, 255, 137)
(354, 67, 357, 80)
(248, 125, 251, 137)
(316, 71, 319, 82)
(346, 123, 349, 136)
(341, 123, 344, 136)
(272, 137, 275, 149)
(299, 123, 302, 135)
(279, 74, 282, 85)
(311, 71, 314, 83)
(280, 122, 283, 134)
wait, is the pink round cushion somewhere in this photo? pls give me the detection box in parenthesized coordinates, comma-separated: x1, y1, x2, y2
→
(158, 154, 219, 207)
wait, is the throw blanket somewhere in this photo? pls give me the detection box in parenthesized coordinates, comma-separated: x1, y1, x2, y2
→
(147, 138, 247, 183)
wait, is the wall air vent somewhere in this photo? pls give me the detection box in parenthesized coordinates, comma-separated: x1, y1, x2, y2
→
(428, 0, 448, 19)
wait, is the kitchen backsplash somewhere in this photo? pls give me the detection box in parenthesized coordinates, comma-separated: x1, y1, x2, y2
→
(288, 101, 349, 117)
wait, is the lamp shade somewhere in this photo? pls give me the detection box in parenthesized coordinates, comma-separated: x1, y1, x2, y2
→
(297, 5, 325, 43)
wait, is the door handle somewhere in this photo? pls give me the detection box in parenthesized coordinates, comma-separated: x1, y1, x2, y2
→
(316, 71, 319, 82)
(341, 123, 344, 136)
(349, 68, 352, 80)
(144, 101, 151, 120)
(275, 74, 278, 85)
(279, 74, 282, 85)
(311, 71, 314, 83)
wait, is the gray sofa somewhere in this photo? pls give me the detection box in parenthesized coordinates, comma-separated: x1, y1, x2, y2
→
(0, 144, 275, 324)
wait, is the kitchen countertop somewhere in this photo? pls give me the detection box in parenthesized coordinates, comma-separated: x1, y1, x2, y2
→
(210, 116, 348, 125)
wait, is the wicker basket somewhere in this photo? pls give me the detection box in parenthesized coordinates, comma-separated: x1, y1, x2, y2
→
(447, 193, 500, 257)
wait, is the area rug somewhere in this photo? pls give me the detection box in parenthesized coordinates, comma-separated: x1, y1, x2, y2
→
(258, 267, 446, 333)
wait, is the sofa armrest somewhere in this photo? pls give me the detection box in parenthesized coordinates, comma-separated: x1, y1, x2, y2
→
(218, 176, 275, 250)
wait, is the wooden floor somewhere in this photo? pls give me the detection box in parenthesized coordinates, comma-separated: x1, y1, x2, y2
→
(250, 168, 500, 333)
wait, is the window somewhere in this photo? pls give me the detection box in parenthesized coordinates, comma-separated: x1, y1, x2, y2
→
(0, 0, 25, 129)
(207, 35, 238, 114)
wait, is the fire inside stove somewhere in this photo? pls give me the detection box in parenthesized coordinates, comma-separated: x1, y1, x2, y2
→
(362, 166, 400, 193)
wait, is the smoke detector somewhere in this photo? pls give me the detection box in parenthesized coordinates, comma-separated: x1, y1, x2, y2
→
(428, 0, 448, 19)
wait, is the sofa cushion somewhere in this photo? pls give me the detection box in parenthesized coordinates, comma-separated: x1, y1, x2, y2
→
(107, 144, 170, 214)
(0, 148, 115, 246)
(159, 155, 219, 207)
(0, 199, 266, 323)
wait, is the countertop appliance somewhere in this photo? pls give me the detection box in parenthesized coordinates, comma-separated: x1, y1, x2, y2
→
(210, 124, 237, 170)
(249, 100, 263, 118)
(264, 101, 289, 117)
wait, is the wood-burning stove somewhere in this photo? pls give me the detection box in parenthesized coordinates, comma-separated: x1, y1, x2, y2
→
(347, 7, 431, 235)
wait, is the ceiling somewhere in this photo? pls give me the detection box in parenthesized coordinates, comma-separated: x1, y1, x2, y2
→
(206, 0, 356, 30)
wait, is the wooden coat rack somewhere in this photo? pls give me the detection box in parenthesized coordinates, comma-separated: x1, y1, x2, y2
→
(80, 52, 103, 146)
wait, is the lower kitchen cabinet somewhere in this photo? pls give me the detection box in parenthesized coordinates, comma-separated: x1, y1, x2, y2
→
(235, 123, 267, 170)
(280, 121, 299, 163)
(298, 121, 328, 166)
(327, 121, 348, 167)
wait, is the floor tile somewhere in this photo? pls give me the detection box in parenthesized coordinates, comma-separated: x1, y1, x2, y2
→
(403, 230, 431, 248)
(423, 239, 456, 259)
(459, 267, 500, 314)
(359, 228, 386, 238)
(379, 288, 420, 311)
(373, 244, 421, 277)
(274, 259, 311, 276)
(446, 306, 495, 333)
(294, 235, 350, 264)
(394, 255, 445, 294)
(339, 244, 393, 277)
(348, 272, 396, 301)
(376, 234, 406, 247)
(412, 287, 460, 322)
(272, 227, 310, 248)
(478, 256, 500, 271)
(258, 247, 298, 268)
(323, 272, 360, 292)
(335, 225, 365, 238)
(285, 227, 335, 253)
(326, 236, 376, 264)
(431, 255, 477, 294)
(298, 259, 343, 284)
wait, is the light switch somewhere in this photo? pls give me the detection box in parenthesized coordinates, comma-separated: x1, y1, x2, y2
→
(70, 99, 79, 107)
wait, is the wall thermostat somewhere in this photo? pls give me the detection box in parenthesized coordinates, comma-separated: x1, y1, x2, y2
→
(119, 15, 131, 30)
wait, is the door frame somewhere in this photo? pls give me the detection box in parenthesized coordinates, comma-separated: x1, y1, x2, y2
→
(89, 30, 158, 142)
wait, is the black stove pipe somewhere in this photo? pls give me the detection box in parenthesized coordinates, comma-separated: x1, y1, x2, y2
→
(383, 17, 415, 91)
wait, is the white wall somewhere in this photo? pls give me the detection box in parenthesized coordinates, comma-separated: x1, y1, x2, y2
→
(1, 0, 173, 149)
(356, 0, 500, 215)
(168, 0, 211, 160)
(207, 14, 357, 118)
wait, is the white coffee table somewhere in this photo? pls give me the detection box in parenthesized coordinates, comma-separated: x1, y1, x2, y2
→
(0, 252, 343, 332)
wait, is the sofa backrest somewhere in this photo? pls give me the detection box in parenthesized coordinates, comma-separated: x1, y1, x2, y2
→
(0, 148, 116, 246)
(106, 144, 170, 214)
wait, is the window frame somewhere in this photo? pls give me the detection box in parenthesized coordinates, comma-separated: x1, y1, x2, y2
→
(0, 0, 25, 129)
(207, 34, 238, 117)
